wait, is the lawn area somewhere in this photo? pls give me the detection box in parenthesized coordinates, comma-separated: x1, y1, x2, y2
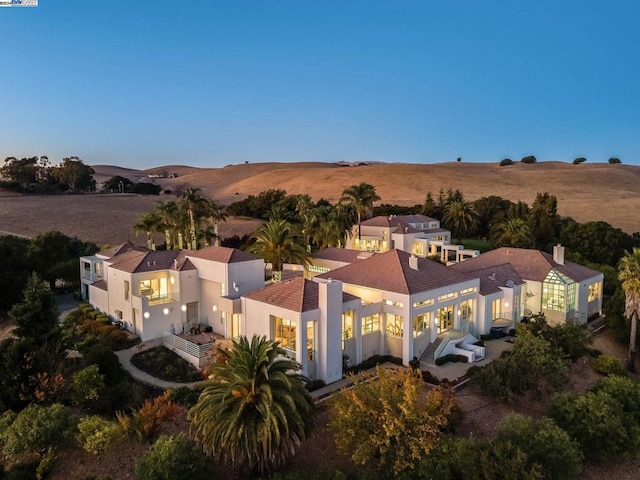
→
(131, 347, 202, 383)
(461, 238, 491, 252)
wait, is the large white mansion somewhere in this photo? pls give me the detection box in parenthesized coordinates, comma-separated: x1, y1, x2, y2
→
(80, 215, 603, 385)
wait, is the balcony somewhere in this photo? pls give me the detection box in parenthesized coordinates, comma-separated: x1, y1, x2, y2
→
(139, 292, 181, 307)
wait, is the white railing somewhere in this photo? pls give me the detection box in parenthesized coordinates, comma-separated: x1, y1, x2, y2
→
(433, 333, 450, 361)
(160, 331, 214, 359)
(184, 320, 199, 334)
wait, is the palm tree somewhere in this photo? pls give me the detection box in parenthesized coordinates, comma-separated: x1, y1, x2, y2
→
(248, 219, 310, 283)
(313, 218, 343, 249)
(133, 212, 162, 250)
(155, 200, 180, 250)
(491, 217, 533, 248)
(341, 182, 380, 245)
(205, 198, 228, 247)
(189, 335, 314, 475)
(442, 199, 480, 244)
(180, 187, 208, 250)
(198, 224, 217, 247)
(299, 212, 317, 252)
(619, 248, 640, 371)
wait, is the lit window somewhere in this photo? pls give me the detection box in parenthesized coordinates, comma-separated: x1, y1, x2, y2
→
(384, 299, 404, 308)
(272, 316, 296, 357)
(413, 299, 434, 308)
(308, 265, 330, 274)
(438, 292, 457, 302)
(342, 311, 354, 341)
(588, 283, 600, 302)
(413, 312, 430, 337)
(385, 313, 403, 337)
(307, 321, 315, 361)
(362, 314, 380, 335)
(542, 270, 576, 312)
(460, 287, 477, 295)
(491, 299, 501, 320)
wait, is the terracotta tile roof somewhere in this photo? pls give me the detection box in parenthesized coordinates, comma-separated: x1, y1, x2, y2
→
(108, 249, 196, 273)
(244, 277, 359, 312)
(392, 224, 420, 234)
(450, 247, 601, 283)
(98, 243, 143, 259)
(312, 248, 375, 263)
(317, 249, 476, 295)
(361, 214, 438, 228)
(91, 279, 108, 291)
(242, 278, 315, 312)
(450, 262, 524, 296)
(186, 246, 259, 263)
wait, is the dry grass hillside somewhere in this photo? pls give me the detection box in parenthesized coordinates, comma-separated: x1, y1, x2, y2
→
(1, 161, 639, 246)
(121, 161, 640, 232)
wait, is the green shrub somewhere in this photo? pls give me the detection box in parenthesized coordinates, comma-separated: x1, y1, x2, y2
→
(548, 390, 639, 462)
(499, 158, 513, 166)
(594, 354, 627, 376)
(435, 354, 468, 366)
(521, 155, 537, 164)
(590, 375, 640, 424)
(344, 355, 403, 374)
(135, 434, 209, 480)
(81, 345, 126, 384)
(609, 157, 621, 164)
(71, 364, 106, 405)
(77, 415, 123, 454)
(167, 386, 201, 408)
(470, 326, 569, 402)
(414, 436, 543, 480)
(0, 404, 75, 459)
(573, 157, 587, 164)
(496, 414, 582, 480)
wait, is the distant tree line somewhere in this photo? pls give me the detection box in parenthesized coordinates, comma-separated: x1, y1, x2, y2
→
(0, 156, 96, 193)
(499, 155, 623, 166)
(102, 175, 162, 195)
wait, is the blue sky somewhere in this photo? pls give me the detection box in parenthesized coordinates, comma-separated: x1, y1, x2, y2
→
(1, 1, 639, 168)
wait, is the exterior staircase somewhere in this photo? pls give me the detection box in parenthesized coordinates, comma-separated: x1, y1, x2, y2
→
(421, 336, 443, 364)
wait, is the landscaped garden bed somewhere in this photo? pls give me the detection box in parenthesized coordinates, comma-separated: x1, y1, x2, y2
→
(131, 347, 202, 383)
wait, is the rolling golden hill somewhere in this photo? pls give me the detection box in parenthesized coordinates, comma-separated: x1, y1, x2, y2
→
(1, 161, 638, 247)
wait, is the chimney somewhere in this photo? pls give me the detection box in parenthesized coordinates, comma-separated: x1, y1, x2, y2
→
(409, 255, 418, 270)
(553, 244, 565, 265)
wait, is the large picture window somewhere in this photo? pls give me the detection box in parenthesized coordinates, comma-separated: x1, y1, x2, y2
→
(362, 314, 380, 335)
(272, 316, 296, 357)
(342, 311, 354, 340)
(385, 313, 403, 337)
(139, 277, 168, 300)
(542, 270, 576, 312)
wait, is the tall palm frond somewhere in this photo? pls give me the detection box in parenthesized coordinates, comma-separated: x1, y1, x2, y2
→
(189, 335, 314, 474)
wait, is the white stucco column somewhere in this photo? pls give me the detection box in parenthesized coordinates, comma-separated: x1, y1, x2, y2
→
(317, 279, 343, 384)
